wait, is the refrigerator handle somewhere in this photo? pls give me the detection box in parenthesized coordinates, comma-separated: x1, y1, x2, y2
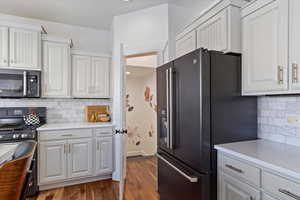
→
(169, 68, 174, 149)
(166, 69, 170, 149)
(157, 154, 198, 183)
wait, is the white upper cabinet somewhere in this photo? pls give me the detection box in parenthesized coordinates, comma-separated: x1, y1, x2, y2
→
(72, 55, 91, 97)
(242, 0, 289, 95)
(175, 30, 196, 58)
(90, 56, 110, 98)
(42, 39, 71, 98)
(175, 0, 245, 58)
(0, 26, 8, 67)
(197, 9, 228, 52)
(9, 27, 40, 70)
(72, 52, 110, 98)
(290, 0, 300, 91)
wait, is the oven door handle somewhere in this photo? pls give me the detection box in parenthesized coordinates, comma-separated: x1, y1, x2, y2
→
(157, 154, 198, 183)
(23, 71, 27, 97)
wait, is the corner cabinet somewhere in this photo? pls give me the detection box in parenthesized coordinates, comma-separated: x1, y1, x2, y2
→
(42, 37, 71, 98)
(242, 0, 289, 95)
(72, 52, 110, 98)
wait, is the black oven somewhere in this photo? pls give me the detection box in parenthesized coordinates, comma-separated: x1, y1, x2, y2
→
(0, 69, 41, 98)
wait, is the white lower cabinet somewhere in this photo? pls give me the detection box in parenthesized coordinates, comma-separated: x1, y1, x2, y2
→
(38, 127, 114, 189)
(219, 172, 260, 200)
(95, 136, 113, 175)
(39, 141, 68, 184)
(68, 138, 93, 179)
(218, 152, 300, 200)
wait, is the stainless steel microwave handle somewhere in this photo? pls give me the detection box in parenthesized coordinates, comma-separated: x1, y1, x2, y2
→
(157, 154, 198, 183)
(23, 71, 27, 97)
(169, 68, 173, 149)
(166, 69, 170, 149)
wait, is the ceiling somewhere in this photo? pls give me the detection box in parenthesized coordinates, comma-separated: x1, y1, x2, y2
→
(0, 0, 170, 30)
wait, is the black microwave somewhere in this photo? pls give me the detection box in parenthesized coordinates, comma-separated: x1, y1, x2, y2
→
(0, 69, 41, 98)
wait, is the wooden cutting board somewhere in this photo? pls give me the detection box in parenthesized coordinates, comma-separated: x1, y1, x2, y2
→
(85, 105, 110, 122)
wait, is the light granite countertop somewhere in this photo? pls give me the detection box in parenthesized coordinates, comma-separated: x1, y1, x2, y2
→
(215, 139, 300, 180)
(0, 143, 18, 165)
(37, 122, 114, 131)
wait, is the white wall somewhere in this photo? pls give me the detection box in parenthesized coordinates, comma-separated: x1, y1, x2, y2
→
(0, 13, 111, 53)
(112, 4, 168, 128)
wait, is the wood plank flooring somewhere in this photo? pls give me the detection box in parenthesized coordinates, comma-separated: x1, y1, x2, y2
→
(27, 157, 158, 200)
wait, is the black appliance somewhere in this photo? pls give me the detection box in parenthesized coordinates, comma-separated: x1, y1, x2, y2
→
(0, 69, 41, 98)
(0, 107, 46, 198)
(157, 49, 257, 200)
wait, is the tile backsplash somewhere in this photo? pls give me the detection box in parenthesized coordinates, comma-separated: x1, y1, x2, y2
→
(0, 98, 111, 123)
(258, 96, 300, 147)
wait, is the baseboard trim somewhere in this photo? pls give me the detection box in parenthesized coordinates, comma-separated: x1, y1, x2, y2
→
(39, 175, 112, 191)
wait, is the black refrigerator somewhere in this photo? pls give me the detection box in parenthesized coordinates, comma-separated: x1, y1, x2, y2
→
(156, 48, 257, 200)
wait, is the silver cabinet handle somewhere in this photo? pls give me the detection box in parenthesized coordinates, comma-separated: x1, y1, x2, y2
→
(157, 154, 198, 183)
(292, 63, 299, 83)
(97, 141, 100, 150)
(61, 134, 73, 137)
(225, 164, 244, 174)
(69, 144, 71, 153)
(279, 189, 300, 200)
(169, 68, 174, 150)
(23, 71, 27, 96)
(278, 66, 284, 84)
(166, 69, 170, 149)
(64, 144, 67, 154)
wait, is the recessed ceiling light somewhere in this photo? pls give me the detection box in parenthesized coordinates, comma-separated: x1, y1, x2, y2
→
(126, 71, 131, 75)
(122, 0, 132, 2)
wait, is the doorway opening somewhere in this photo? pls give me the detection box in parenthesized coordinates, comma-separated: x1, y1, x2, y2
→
(125, 52, 158, 158)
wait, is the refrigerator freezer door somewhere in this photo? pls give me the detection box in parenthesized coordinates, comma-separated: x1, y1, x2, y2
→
(172, 49, 211, 173)
(158, 153, 210, 200)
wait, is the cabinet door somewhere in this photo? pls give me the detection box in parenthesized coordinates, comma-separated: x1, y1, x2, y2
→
(68, 138, 93, 179)
(39, 141, 68, 184)
(42, 41, 70, 97)
(0, 26, 8, 67)
(219, 172, 260, 200)
(9, 28, 39, 69)
(72, 55, 91, 97)
(90, 56, 110, 98)
(242, 0, 289, 94)
(290, 0, 300, 91)
(197, 9, 228, 51)
(175, 30, 196, 58)
(95, 136, 113, 175)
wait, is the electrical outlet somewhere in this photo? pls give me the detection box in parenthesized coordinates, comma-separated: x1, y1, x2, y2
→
(287, 116, 298, 124)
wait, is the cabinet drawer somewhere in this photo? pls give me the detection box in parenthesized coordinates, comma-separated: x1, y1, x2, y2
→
(39, 129, 93, 141)
(262, 171, 300, 200)
(94, 127, 113, 136)
(219, 154, 260, 187)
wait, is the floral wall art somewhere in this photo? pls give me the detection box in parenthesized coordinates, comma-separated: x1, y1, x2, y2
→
(126, 69, 157, 157)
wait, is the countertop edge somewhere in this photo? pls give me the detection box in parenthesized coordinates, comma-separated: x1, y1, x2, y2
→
(214, 144, 300, 181)
(37, 123, 115, 131)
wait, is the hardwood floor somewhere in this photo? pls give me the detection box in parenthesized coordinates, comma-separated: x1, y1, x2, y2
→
(27, 157, 158, 200)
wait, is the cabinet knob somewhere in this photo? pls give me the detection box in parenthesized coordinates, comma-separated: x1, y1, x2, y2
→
(3, 59, 7, 63)
(10, 60, 14, 64)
